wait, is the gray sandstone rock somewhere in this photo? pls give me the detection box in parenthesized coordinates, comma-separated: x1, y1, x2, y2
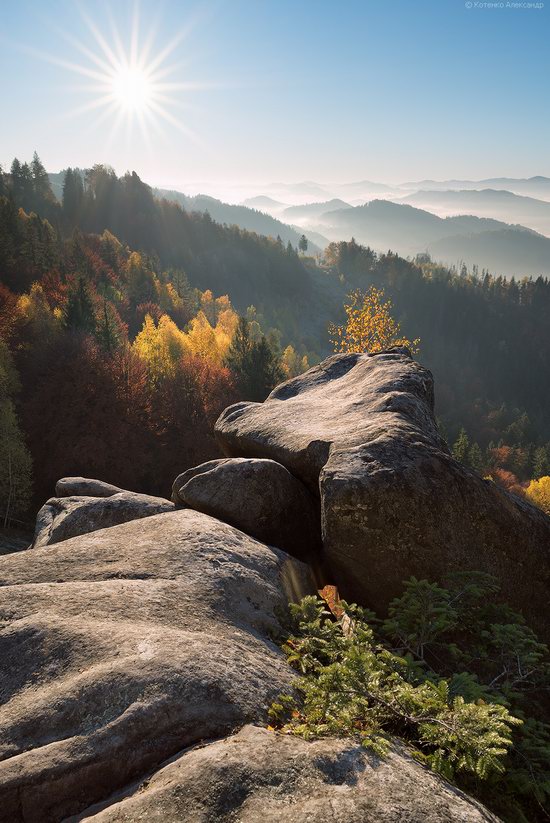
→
(215, 349, 550, 640)
(79, 725, 500, 823)
(172, 457, 321, 558)
(32, 491, 175, 548)
(55, 477, 125, 498)
(0, 509, 313, 822)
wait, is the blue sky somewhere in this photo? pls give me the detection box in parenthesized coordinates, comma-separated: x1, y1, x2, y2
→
(1, 0, 548, 188)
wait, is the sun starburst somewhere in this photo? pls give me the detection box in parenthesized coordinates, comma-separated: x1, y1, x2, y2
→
(30, 3, 205, 148)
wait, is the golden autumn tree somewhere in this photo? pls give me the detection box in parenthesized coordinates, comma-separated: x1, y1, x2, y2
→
(525, 476, 550, 516)
(133, 313, 190, 380)
(281, 345, 309, 379)
(213, 307, 239, 360)
(185, 310, 220, 362)
(329, 286, 420, 355)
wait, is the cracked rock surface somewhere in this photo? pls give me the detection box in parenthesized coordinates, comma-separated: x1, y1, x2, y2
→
(0, 510, 313, 822)
(77, 725, 500, 823)
(215, 349, 550, 639)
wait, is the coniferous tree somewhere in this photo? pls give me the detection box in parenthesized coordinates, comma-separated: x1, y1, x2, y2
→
(532, 445, 550, 479)
(0, 341, 32, 525)
(62, 168, 84, 226)
(468, 441, 484, 474)
(9, 158, 23, 201)
(225, 316, 283, 401)
(64, 276, 96, 334)
(30, 152, 55, 210)
(19, 163, 34, 210)
(96, 299, 121, 354)
(452, 428, 470, 465)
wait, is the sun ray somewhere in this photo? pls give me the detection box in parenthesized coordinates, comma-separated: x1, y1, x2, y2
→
(78, 4, 122, 71)
(147, 98, 201, 145)
(49, 22, 116, 77)
(106, 6, 128, 67)
(130, 2, 140, 68)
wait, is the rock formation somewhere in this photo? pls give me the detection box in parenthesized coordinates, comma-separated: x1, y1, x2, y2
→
(55, 477, 125, 498)
(0, 509, 313, 821)
(32, 490, 174, 547)
(215, 348, 550, 641)
(172, 457, 320, 558)
(79, 725, 500, 823)
(5, 348, 547, 820)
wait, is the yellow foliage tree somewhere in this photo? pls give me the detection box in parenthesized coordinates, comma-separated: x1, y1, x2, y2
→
(185, 310, 220, 362)
(525, 476, 550, 516)
(281, 345, 310, 379)
(16, 282, 61, 344)
(213, 308, 239, 360)
(329, 286, 420, 355)
(133, 313, 190, 380)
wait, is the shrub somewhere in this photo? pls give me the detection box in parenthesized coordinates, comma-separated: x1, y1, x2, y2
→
(270, 574, 550, 822)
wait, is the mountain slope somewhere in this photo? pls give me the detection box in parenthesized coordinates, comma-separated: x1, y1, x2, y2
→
(401, 188, 550, 236)
(318, 200, 550, 276)
(282, 199, 351, 222)
(400, 176, 550, 199)
(153, 189, 322, 253)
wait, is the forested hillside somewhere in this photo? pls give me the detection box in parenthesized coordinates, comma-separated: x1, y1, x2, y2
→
(1, 154, 550, 523)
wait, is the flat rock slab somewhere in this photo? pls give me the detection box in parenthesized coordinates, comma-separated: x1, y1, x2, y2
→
(80, 725, 500, 823)
(215, 349, 550, 641)
(0, 510, 313, 822)
(32, 491, 175, 548)
(55, 477, 125, 498)
(172, 458, 321, 559)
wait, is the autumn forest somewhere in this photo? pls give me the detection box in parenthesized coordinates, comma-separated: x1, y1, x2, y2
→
(1, 154, 550, 527)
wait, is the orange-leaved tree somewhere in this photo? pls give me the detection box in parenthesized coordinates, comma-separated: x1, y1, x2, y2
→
(329, 286, 420, 355)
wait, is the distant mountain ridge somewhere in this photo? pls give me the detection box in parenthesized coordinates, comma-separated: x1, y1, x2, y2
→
(47, 172, 326, 253)
(153, 188, 325, 253)
(400, 188, 550, 236)
(317, 199, 550, 277)
(47, 170, 550, 276)
(282, 199, 351, 222)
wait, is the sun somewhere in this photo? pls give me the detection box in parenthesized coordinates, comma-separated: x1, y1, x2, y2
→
(111, 66, 153, 112)
(33, 4, 204, 146)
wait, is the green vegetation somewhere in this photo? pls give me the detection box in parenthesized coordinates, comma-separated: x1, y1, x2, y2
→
(0, 340, 32, 526)
(224, 316, 284, 402)
(270, 575, 550, 822)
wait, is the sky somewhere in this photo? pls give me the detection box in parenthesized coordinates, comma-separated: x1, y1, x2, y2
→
(1, 0, 549, 192)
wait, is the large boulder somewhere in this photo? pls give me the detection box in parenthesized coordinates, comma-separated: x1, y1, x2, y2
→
(215, 349, 550, 641)
(80, 725, 499, 823)
(0, 509, 313, 822)
(172, 458, 321, 559)
(55, 477, 125, 498)
(32, 491, 175, 548)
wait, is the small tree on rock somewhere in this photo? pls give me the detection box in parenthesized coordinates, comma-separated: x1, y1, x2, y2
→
(329, 286, 419, 354)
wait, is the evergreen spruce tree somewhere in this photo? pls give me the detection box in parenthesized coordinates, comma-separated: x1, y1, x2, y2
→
(468, 441, 484, 474)
(452, 427, 470, 464)
(532, 445, 549, 479)
(30, 152, 55, 210)
(9, 158, 23, 202)
(0, 341, 32, 525)
(62, 168, 84, 225)
(64, 276, 96, 334)
(96, 299, 120, 354)
(225, 317, 283, 401)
